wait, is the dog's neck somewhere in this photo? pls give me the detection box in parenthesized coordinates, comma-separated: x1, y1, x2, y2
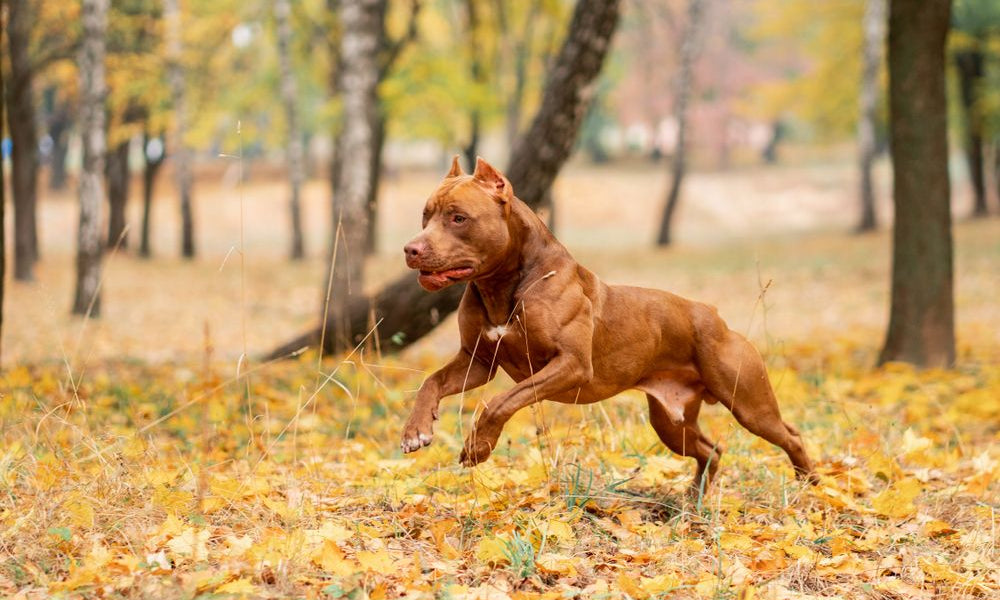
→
(472, 197, 567, 325)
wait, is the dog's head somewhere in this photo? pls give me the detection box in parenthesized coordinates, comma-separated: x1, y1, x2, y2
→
(404, 156, 515, 291)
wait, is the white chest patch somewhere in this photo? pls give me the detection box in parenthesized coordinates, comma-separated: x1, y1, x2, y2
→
(484, 325, 509, 342)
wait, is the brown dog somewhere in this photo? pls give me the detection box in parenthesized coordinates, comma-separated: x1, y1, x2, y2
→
(401, 156, 813, 493)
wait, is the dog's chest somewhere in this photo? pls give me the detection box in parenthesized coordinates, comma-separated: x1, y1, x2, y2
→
(475, 319, 542, 379)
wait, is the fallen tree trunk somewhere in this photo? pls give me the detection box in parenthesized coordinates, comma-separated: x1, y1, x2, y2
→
(266, 0, 621, 360)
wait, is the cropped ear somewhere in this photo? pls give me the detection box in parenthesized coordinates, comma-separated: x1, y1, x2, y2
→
(446, 154, 464, 178)
(472, 156, 513, 202)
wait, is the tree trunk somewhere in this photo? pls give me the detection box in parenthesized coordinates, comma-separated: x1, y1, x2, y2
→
(47, 97, 72, 192)
(364, 113, 386, 256)
(995, 138, 1000, 211)
(955, 49, 987, 218)
(856, 0, 886, 233)
(462, 0, 483, 170)
(276, 0, 306, 260)
(165, 0, 195, 259)
(106, 138, 131, 249)
(140, 132, 166, 258)
(656, 0, 705, 247)
(267, 0, 621, 360)
(1, 18, 7, 367)
(73, 0, 109, 317)
(878, 0, 954, 368)
(495, 0, 539, 153)
(6, 0, 40, 281)
(322, 0, 382, 351)
(761, 120, 783, 164)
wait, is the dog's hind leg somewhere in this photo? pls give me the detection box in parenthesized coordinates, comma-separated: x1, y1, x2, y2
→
(646, 393, 723, 496)
(695, 327, 814, 480)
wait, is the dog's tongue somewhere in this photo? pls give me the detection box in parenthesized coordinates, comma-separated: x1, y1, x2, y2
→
(418, 267, 472, 290)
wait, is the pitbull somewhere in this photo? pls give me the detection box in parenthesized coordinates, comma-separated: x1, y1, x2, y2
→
(400, 156, 813, 493)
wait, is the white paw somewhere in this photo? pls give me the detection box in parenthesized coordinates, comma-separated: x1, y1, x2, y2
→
(400, 432, 433, 453)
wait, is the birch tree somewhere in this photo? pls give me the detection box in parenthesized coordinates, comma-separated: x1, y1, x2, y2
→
(323, 0, 382, 350)
(73, 0, 109, 316)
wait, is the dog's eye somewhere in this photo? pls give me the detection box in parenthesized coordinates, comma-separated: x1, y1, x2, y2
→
(452, 214, 467, 224)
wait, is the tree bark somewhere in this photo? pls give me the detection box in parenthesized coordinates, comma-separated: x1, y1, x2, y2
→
(106, 138, 131, 249)
(462, 0, 483, 170)
(6, 0, 40, 281)
(140, 132, 166, 258)
(165, 0, 195, 259)
(955, 49, 987, 218)
(1, 16, 7, 367)
(656, 0, 705, 247)
(73, 0, 109, 317)
(495, 0, 540, 152)
(322, 0, 382, 351)
(856, 0, 885, 233)
(276, 0, 306, 260)
(363, 113, 386, 255)
(46, 94, 72, 192)
(267, 0, 621, 360)
(878, 0, 954, 368)
(995, 138, 1000, 211)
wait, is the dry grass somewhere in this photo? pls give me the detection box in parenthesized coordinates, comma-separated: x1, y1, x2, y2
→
(1, 160, 998, 599)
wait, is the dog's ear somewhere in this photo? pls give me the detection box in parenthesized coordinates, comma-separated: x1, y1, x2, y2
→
(446, 154, 464, 178)
(472, 157, 513, 202)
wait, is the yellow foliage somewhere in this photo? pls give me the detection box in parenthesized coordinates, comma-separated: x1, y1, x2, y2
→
(3, 339, 999, 598)
(870, 477, 922, 519)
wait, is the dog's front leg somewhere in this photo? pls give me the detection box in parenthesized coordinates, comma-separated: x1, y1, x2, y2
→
(401, 349, 494, 453)
(460, 352, 591, 466)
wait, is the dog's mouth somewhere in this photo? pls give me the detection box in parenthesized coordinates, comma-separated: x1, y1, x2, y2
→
(417, 266, 475, 291)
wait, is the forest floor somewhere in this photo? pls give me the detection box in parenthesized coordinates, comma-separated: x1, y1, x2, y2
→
(2, 159, 999, 599)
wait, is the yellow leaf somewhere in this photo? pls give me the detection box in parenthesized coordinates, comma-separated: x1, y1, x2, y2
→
(780, 544, 817, 562)
(922, 519, 957, 538)
(899, 428, 933, 456)
(67, 495, 95, 528)
(918, 558, 962, 583)
(309, 520, 354, 544)
(156, 514, 186, 538)
(536, 553, 577, 577)
(816, 554, 869, 576)
(476, 537, 510, 566)
(357, 549, 394, 573)
(871, 478, 921, 518)
(866, 452, 901, 481)
(719, 532, 757, 552)
(146, 468, 181, 486)
(312, 540, 358, 576)
(537, 519, 575, 546)
(166, 527, 210, 559)
(152, 486, 194, 513)
(262, 497, 295, 520)
(428, 519, 460, 559)
(641, 572, 683, 595)
(615, 572, 645, 598)
(216, 578, 256, 596)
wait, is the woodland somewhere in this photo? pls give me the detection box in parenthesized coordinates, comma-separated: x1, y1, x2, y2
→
(1, 0, 999, 598)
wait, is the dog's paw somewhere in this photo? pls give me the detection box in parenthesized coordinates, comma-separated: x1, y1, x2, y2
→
(400, 417, 434, 454)
(459, 436, 494, 467)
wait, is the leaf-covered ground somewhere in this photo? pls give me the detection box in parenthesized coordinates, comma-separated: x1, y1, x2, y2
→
(2, 333, 997, 599)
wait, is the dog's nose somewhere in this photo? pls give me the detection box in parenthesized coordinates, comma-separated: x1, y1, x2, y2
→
(404, 241, 425, 259)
